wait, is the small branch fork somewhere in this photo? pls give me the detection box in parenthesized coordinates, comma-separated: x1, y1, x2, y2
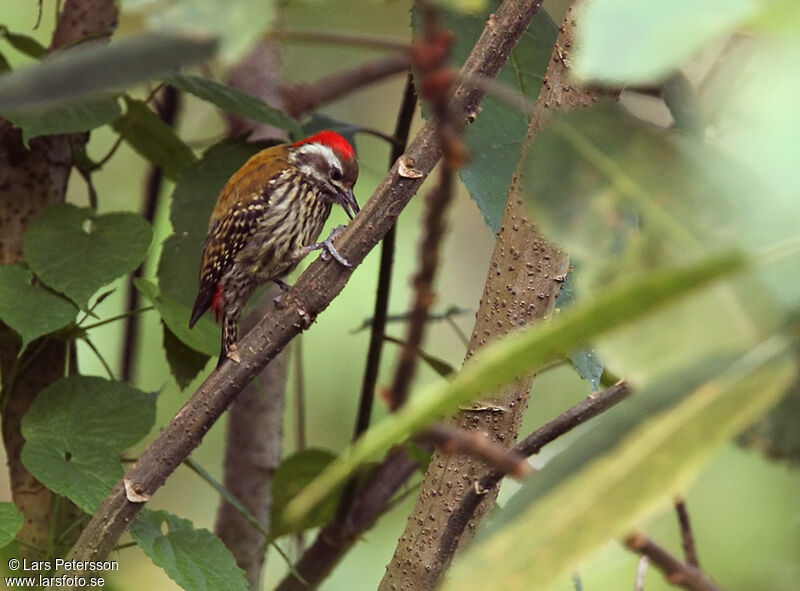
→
(625, 532, 723, 591)
(624, 498, 720, 591)
(54, 0, 551, 579)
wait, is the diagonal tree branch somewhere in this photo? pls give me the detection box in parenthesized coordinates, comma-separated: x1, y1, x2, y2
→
(55, 0, 549, 581)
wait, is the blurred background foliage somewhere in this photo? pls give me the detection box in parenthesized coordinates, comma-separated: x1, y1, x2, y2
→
(1, 0, 799, 590)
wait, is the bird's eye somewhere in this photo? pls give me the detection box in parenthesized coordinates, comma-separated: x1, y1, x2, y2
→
(330, 167, 343, 181)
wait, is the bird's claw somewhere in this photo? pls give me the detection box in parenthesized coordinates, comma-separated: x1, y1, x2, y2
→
(319, 225, 351, 268)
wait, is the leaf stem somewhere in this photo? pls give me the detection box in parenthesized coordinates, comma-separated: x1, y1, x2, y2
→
(80, 337, 115, 380)
(80, 306, 154, 331)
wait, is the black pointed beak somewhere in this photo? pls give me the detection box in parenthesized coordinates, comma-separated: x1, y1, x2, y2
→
(339, 188, 359, 220)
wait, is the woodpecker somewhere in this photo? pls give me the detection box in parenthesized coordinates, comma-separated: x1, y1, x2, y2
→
(188, 130, 359, 365)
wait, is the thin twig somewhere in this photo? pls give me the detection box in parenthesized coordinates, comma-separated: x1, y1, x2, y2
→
(81, 337, 115, 380)
(675, 497, 699, 567)
(57, 0, 548, 576)
(282, 53, 410, 118)
(625, 532, 724, 591)
(352, 75, 416, 440)
(635, 556, 650, 591)
(80, 306, 154, 331)
(350, 305, 471, 334)
(91, 134, 125, 171)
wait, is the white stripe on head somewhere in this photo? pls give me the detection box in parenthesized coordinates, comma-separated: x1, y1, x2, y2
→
(291, 142, 342, 184)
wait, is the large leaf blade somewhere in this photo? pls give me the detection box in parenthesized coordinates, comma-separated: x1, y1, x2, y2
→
(135, 278, 219, 357)
(0, 33, 217, 110)
(168, 74, 301, 138)
(113, 96, 197, 180)
(24, 204, 153, 309)
(21, 376, 156, 513)
(2, 95, 121, 144)
(131, 509, 248, 591)
(0, 264, 78, 349)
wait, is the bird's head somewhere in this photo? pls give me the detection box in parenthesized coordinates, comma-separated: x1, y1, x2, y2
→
(291, 130, 360, 219)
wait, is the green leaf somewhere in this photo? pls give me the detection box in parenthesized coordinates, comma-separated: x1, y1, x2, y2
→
(422, 5, 557, 232)
(3, 95, 121, 144)
(168, 74, 301, 138)
(24, 204, 153, 310)
(384, 335, 455, 378)
(0, 33, 217, 111)
(556, 270, 604, 390)
(444, 340, 796, 591)
(0, 503, 23, 549)
(0, 26, 46, 59)
(574, 0, 760, 84)
(567, 348, 603, 391)
(270, 449, 338, 539)
(135, 278, 219, 357)
(0, 264, 77, 349)
(0, 51, 11, 74)
(131, 509, 248, 591)
(158, 138, 274, 307)
(113, 96, 197, 180)
(282, 252, 746, 525)
(162, 322, 210, 389)
(21, 376, 156, 513)
(145, 0, 273, 64)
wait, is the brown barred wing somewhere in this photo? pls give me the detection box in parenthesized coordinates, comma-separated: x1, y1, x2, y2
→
(188, 198, 266, 327)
